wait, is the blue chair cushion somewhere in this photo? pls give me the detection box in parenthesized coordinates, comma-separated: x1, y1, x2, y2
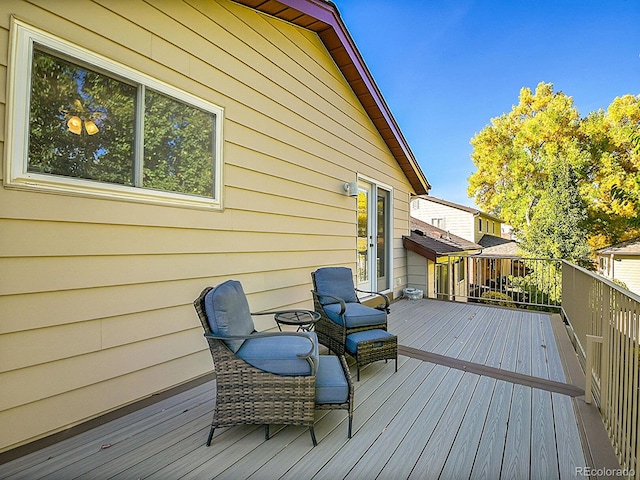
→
(324, 302, 387, 328)
(236, 332, 319, 376)
(315, 355, 349, 404)
(346, 329, 395, 354)
(314, 267, 359, 305)
(204, 280, 255, 353)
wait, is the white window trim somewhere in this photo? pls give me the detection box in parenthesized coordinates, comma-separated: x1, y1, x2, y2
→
(5, 18, 224, 210)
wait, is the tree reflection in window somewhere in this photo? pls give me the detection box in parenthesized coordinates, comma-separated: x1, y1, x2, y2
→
(27, 47, 215, 198)
(144, 90, 215, 198)
(28, 48, 136, 185)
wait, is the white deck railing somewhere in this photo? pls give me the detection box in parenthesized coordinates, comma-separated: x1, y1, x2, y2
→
(562, 262, 640, 478)
(429, 254, 640, 476)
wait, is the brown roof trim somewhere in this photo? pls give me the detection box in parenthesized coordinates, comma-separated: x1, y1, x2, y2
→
(403, 229, 482, 262)
(597, 237, 640, 256)
(403, 235, 437, 262)
(409, 217, 483, 251)
(231, 0, 431, 195)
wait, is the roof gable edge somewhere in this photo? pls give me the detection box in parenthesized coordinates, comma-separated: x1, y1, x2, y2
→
(231, 0, 430, 195)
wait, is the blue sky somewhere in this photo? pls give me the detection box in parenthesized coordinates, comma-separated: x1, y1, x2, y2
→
(335, 0, 640, 207)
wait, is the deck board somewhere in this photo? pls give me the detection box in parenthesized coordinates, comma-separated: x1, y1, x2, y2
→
(410, 372, 481, 479)
(439, 375, 496, 479)
(0, 299, 587, 480)
(470, 379, 515, 479)
(375, 368, 465, 479)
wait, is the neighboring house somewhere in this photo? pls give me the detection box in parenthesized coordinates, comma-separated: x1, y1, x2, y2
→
(410, 195, 503, 244)
(410, 196, 524, 295)
(597, 238, 640, 296)
(0, 0, 430, 453)
(404, 217, 482, 299)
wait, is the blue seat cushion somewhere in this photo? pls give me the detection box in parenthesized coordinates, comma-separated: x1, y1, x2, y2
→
(315, 355, 349, 404)
(346, 329, 395, 354)
(204, 280, 255, 353)
(236, 332, 319, 376)
(324, 302, 387, 328)
(314, 267, 359, 305)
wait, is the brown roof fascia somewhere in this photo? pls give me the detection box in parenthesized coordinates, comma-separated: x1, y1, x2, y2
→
(403, 236, 438, 262)
(231, 0, 431, 195)
(597, 237, 640, 256)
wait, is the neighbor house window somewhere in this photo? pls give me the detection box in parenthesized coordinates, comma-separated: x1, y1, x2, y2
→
(6, 20, 224, 209)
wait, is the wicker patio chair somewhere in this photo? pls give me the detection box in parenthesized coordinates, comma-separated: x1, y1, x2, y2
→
(311, 267, 390, 356)
(194, 280, 353, 447)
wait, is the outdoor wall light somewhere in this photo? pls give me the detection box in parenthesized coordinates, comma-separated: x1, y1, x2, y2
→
(343, 181, 358, 197)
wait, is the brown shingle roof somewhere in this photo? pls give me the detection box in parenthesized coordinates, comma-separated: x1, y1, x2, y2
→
(404, 217, 482, 261)
(597, 237, 640, 256)
(478, 234, 520, 256)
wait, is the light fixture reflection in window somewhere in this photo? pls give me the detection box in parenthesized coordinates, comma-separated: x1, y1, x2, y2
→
(66, 116, 99, 135)
(67, 116, 82, 135)
(84, 120, 99, 135)
(64, 99, 101, 135)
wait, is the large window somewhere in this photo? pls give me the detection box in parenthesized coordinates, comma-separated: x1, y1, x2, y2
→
(6, 20, 224, 209)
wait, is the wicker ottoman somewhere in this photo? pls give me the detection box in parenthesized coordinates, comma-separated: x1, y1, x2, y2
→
(345, 329, 398, 381)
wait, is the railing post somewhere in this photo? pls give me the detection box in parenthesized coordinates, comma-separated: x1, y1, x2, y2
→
(448, 257, 453, 301)
(586, 335, 603, 405)
(601, 286, 610, 415)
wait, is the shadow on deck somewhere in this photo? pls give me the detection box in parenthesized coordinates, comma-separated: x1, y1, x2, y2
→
(0, 299, 615, 479)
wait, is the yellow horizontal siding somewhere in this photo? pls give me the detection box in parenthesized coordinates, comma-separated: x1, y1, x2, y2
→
(0, 251, 355, 332)
(0, 219, 353, 258)
(0, 351, 211, 451)
(1, 328, 204, 411)
(0, 0, 417, 451)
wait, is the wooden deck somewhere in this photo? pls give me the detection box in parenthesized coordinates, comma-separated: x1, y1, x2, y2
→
(0, 299, 588, 479)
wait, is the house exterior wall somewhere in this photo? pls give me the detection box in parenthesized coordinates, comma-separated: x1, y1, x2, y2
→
(475, 213, 502, 244)
(614, 258, 640, 296)
(599, 255, 640, 296)
(0, 0, 417, 452)
(410, 198, 474, 241)
(406, 250, 430, 297)
(410, 198, 503, 244)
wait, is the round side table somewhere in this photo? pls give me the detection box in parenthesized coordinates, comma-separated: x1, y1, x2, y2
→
(274, 310, 320, 332)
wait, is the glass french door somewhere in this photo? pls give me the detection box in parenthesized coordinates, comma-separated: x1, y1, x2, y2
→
(357, 180, 391, 293)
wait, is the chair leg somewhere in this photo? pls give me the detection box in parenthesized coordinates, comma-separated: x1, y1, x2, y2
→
(309, 426, 318, 447)
(348, 416, 353, 438)
(206, 425, 215, 447)
(265, 424, 269, 441)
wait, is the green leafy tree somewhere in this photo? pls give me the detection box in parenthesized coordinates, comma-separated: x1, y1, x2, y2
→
(580, 94, 640, 247)
(468, 82, 640, 255)
(518, 161, 591, 264)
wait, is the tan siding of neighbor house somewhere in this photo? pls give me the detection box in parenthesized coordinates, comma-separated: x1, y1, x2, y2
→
(610, 257, 640, 296)
(411, 198, 474, 241)
(0, 0, 416, 451)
